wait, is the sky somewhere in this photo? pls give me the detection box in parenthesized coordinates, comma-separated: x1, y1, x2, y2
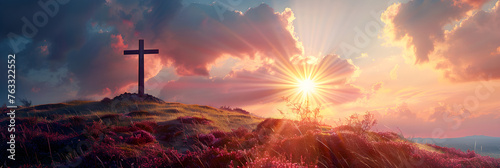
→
(1, 0, 499, 138)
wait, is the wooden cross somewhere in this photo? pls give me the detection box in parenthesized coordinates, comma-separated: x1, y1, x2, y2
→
(124, 39, 159, 97)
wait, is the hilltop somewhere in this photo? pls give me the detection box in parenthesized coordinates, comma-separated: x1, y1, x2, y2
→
(1, 94, 499, 167)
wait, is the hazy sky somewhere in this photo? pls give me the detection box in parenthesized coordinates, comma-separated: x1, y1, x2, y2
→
(1, 0, 499, 138)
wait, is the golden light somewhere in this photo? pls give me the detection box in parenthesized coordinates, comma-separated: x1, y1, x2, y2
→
(255, 53, 359, 108)
(215, 1, 360, 108)
(297, 78, 316, 95)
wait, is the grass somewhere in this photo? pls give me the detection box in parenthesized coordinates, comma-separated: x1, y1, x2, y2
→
(1, 99, 499, 167)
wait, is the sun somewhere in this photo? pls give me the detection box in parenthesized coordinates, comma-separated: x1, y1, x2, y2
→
(297, 78, 316, 94)
(242, 55, 352, 106)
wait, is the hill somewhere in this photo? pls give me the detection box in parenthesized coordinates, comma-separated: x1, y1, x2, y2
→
(412, 136, 500, 159)
(1, 93, 499, 167)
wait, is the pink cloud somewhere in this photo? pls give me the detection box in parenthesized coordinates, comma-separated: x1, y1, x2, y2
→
(160, 66, 283, 107)
(459, 0, 490, 8)
(382, 0, 485, 64)
(374, 103, 500, 138)
(163, 4, 302, 76)
(382, 0, 500, 82)
(372, 82, 383, 92)
(110, 34, 128, 50)
(436, 1, 500, 81)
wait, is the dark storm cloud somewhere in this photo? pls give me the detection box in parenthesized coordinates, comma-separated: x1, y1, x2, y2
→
(0, 0, 182, 104)
(0, 0, 107, 104)
(0, 0, 105, 68)
(65, 0, 183, 97)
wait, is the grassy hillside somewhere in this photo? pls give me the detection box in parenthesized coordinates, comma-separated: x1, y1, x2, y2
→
(1, 94, 499, 167)
(412, 136, 500, 159)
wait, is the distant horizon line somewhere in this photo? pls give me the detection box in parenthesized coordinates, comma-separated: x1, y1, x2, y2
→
(410, 135, 500, 139)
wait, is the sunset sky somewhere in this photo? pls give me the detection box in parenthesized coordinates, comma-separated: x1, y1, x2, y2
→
(1, 0, 499, 138)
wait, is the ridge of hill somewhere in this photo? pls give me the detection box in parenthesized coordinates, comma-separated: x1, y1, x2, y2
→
(1, 94, 499, 167)
(412, 136, 500, 158)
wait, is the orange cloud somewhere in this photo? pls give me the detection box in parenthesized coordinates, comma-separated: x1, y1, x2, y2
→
(110, 34, 128, 50)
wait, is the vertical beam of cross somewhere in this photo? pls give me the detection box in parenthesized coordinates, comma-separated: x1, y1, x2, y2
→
(124, 39, 159, 97)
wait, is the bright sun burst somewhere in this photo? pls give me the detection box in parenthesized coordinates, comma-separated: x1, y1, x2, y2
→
(264, 55, 352, 106)
(297, 78, 316, 95)
(238, 54, 354, 107)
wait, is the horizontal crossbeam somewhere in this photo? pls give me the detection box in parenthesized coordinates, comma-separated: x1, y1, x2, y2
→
(124, 49, 159, 55)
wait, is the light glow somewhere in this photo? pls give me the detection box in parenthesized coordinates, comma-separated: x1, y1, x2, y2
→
(297, 78, 316, 94)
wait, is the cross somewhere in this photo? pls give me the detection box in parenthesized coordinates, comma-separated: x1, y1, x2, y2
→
(124, 39, 159, 97)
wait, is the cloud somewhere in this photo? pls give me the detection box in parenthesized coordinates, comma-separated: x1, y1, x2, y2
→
(387, 103, 417, 119)
(0, 0, 107, 104)
(0, 0, 183, 103)
(355, 53, 369, 59)
(372, 82, 383, 92)
(375, 102, 500, 138)
(110, 34, 128, 50)
(0, 0, 303, 103)
(67, 33, 164, 97)
(64, 0, 182, 98)
(436, 1, 500, 81)
(0, 0, 363, 108)
(390, 64, 399, 80)
(381, 0, 484, 63)
(0, 0, 106, 68)
(159, 67, 282, 107)
(382, 0, 500, 82)
(159, 54, 364, 107)
(164, 3, 302, 76)
(71, 2, 304, 99)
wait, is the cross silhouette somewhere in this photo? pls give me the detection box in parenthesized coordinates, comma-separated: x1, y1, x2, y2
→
(124, 39, 159, 97)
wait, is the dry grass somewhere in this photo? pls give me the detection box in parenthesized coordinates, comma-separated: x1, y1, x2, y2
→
(5, 100, 499, 167)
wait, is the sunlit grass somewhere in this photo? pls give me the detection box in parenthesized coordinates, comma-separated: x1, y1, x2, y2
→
(2, 101, 499, 167)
